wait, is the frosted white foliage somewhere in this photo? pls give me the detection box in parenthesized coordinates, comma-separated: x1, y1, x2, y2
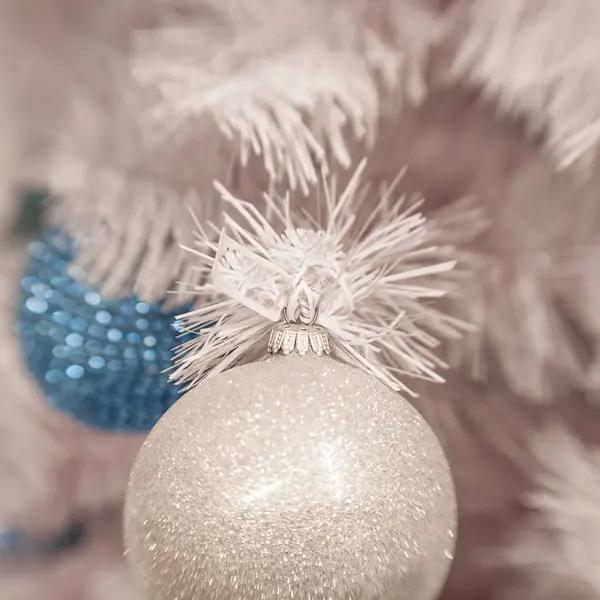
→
(452, 0, 600, 171)
(503, 426, 600, 598)
(457, 256, 583, 402)
(40, 0, 448, 301)
(133, 0, 447, 192)
(171, 162, 483, 394)
(48, 158, 208, 304)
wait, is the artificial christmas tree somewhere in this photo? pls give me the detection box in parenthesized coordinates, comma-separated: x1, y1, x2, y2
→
(2, 1, 600, 600)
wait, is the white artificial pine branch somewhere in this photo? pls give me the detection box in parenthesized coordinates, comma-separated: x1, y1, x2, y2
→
(171, 162, 484, 394)
(42, 0, 447, 301)
(455, 255, 583, 401)
(451, 0, 600, 172)
(501, 426, 600, 599)
(134, 1, 445, 190)
(48, 160, 209, 304)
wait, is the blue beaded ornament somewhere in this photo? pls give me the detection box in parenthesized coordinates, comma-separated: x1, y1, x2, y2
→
(16, 230, 193, 432)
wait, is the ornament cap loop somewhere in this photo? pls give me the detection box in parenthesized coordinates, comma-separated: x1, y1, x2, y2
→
(282, 305, 319, 327)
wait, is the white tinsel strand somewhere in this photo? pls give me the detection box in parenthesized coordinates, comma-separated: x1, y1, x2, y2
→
(171, 162, 485, 395)
(451, 0, 600, 172)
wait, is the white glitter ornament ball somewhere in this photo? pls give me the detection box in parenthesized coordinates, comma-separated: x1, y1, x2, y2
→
(124, 354, 456, 600)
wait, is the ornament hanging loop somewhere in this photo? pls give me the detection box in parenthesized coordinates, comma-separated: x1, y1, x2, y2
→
(269, 305, 330, 357)
(282, 305, 320, 327)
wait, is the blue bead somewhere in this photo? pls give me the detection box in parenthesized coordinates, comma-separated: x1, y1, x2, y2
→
(135, 302, 150, 314)
(16, 229, 196, 432)
(107, 328, 123, 342)
(84, 291, 101, 306)
(88, 356, 106, 369)
(65, 333, 84, 347)
(66, 365, 85, 379)
(95, 310, 112, 325)
(25, 297, 48, 314)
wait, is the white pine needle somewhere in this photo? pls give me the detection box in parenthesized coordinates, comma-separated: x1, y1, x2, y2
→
(133, 1, 447, 193)
(171, 162, 484, 394)
(452, 0, 600, 171)
(43, 1, 447, 301)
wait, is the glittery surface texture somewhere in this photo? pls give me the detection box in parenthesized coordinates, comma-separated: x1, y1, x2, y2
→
(16, 230, 191, 432)
(125, 355, 456, 600)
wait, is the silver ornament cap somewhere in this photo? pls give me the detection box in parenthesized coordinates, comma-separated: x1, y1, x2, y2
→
(268, 308, 331, 357)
